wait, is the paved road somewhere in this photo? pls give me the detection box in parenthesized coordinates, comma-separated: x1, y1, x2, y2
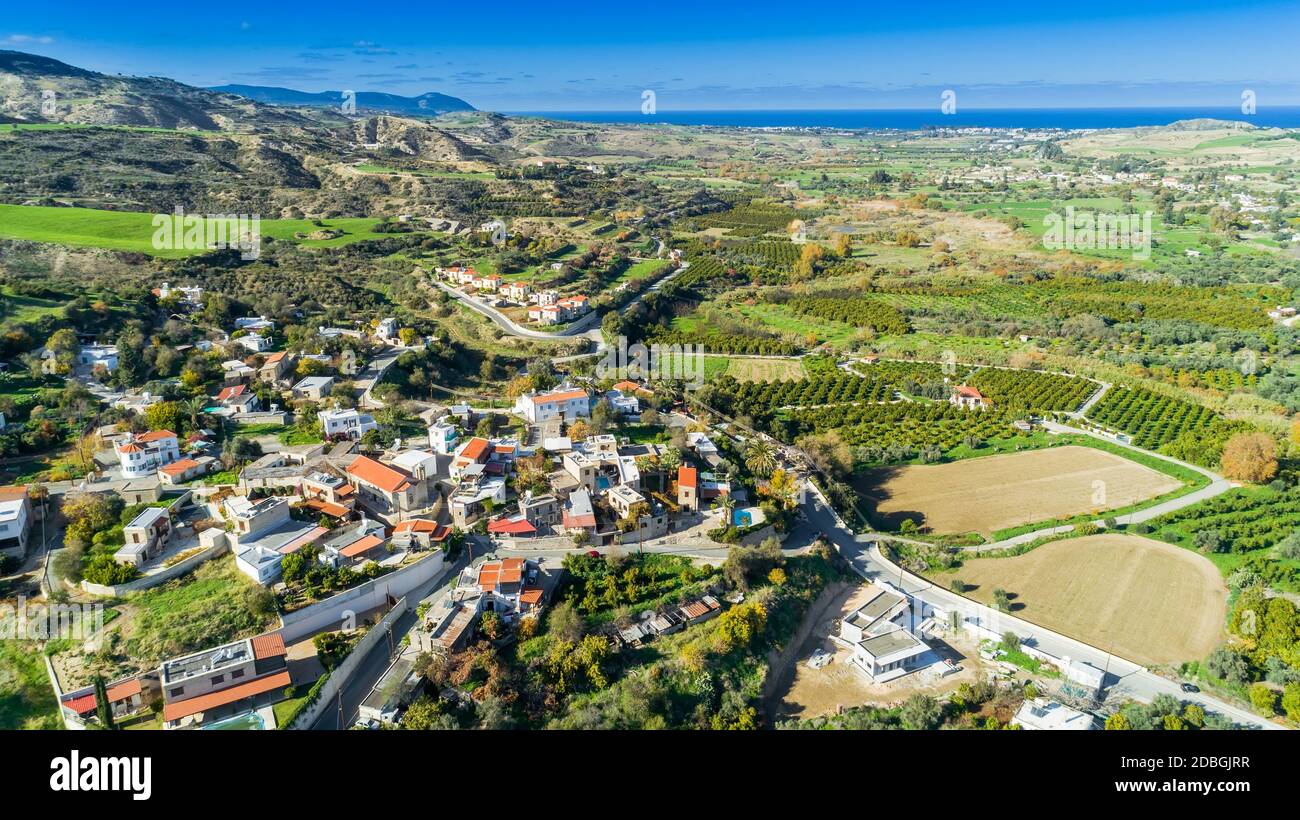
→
(433, 280, 598, 341)
(356, 346, 401, 409)
(431, 259, 689, 363)
(309, 554, 466, 730)
(799, 481, 1281, 730)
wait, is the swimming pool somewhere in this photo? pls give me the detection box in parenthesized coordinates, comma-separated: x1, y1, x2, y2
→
(202, 711, 266, 730)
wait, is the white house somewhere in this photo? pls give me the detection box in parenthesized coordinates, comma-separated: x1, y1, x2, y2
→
(514, 387, 591, 424)
(950, 385, 992, 410)
(236, 333, 272, 353)
(78, 344, 119, 373)
(838, 583, 931, 682)
(427, 418, 459, 455)
(292, 376, 334, 400)
(321, 408, 378, 440)
(115, 506, 173, 567)
(115, 430, 181, 479)
(1012, 699, 1096, 730)
(0, 485, 32, 561)
(235, 316, 276, 332)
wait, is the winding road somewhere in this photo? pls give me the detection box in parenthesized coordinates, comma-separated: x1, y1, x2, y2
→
(800, 480, 1282, 731)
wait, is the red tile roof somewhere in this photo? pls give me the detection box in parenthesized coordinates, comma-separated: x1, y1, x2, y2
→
(394, 518, 438, 532)
(477, 558, 526, 590)
(393, 519, 451, 540)
(519, 587, 543, 606)
(278, 526, 327, 555)
(61, 678, 143, 715)
(346, 456, 412, 493)
(302, 499, 350, 518)
(487, 517, 537, 535)
(456, 437, 491, 463)
(163, 670, 291, 722)
(159, 458, 200, 476)
(563, 511, 597, 529)
(531, 389, 588, 405)
(136, 430, 177, 442)
(339, 534, 384, 559)
(678, 466, 698, 489)
(216, 385, 247, 401)
(250, 633, 286, 660)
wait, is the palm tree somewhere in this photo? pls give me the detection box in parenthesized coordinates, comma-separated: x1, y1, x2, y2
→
(745, 438, 778, 478)
(658, 446, 682, 477)
(716, 493, 738, 527)
(185, 396, 207, 432)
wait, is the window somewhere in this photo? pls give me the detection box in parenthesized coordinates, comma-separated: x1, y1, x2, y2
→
(169, 687, 184, 697)
(210, 675, 224, 685)
(231, 669, 245, 679)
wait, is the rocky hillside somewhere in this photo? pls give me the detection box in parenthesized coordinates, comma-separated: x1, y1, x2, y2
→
(0, 50, 335, 131)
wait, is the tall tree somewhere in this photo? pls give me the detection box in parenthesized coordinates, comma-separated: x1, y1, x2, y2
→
(93, 676, 115, 729)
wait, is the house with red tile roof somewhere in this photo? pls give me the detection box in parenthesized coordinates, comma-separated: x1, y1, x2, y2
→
(514, 386, 591, 424)
(345, 455, 432, 521)
(950, 384, 992, 410)
(318, 517, 388, 567)
(59, 676, 152, 724)
(677, 465, 699, 512)
(159, 632, 290, 729)
(471, 557, 546, 618)
(258, 349, 295, 385)
(115, 429, 180, 479)
(451, 436, 493, 478)
(391, 518, 452, 551)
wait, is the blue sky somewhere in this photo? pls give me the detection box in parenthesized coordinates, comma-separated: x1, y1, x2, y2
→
(4, 1, 1300, 111)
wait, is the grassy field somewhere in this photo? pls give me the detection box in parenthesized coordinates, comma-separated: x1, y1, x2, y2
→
(118, 557, 277, 666)
(711, 355, 805, 382)
(0, 639, 62, 729)
(862, 445, 1182, 537)
(0, 287, 68, 323)
(0, 204, 417, 256)
(944, 534, 1226, 666)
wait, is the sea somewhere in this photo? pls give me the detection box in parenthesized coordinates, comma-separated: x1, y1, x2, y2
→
(503, 107, 1300, 131)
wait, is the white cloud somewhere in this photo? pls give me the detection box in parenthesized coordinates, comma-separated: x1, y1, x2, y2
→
(4, 34, 55, 46)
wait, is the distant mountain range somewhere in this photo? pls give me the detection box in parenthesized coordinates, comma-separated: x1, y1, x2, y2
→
(210, 85, 475, 116)
(0, 50, 332, 130)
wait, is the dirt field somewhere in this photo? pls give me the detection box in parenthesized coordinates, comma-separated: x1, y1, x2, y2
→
(949, 534, 1226, 666)
(772, 583, 996, 720)
(863, 445, 1182, 537)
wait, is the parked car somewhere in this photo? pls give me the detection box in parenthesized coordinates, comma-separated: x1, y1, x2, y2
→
(1180, 682, 1200, 693)
(587, 550, 601, 559)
